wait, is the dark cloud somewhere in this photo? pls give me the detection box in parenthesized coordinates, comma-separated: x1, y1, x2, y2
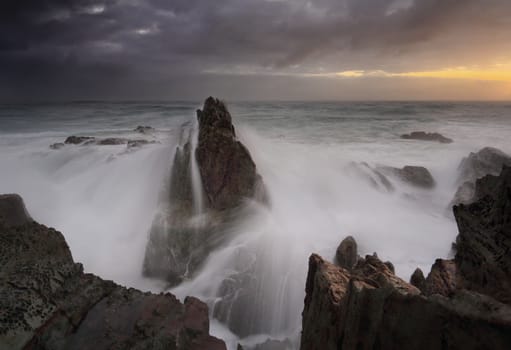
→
(1, 0, 510, 100)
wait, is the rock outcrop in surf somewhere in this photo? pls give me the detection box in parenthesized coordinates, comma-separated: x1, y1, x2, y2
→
(143, 97, 267, 286)
(300, 166, 511, 350)
(400, 131, 453, 143)
(0, 194, 226, 350)
(451, 147, 511, 206)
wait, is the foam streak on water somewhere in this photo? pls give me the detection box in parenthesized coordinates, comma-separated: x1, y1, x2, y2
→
(1, 101, 511, 349)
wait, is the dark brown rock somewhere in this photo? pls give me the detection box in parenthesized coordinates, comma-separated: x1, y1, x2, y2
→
(144, 97, 267, 286)
(410, 268, 426, 292)
(301, 254, 511, 350)
(401, 131, 453, 144)
(196, 97, 266, 210)
(334, 236, 358, 270)
(423, 259, 457, 297)
(454, 166, 511, 304)
(0, 195, 226, 350)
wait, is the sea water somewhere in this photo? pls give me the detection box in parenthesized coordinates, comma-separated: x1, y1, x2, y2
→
(1, 101, 511, 349)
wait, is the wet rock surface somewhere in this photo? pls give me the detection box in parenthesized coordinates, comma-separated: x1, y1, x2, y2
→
(0, 195, 226, 350)
(345, 162, 394, 192)
(64, 136, 95, 144)
(301, 166, 511, 349)
(301, 253, 511, 350)
(400, 131, 453, 143)
(196, 97, 266, 210)
(451, 147, 511, 206)
(377, 165, 436, 189)
(454, 166, 511, 304)
(143, 97, 267, 286)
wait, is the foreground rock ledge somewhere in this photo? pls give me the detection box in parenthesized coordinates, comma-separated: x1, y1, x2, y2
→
(301, 254, 511, 350)
(301, 166, 511, 350)
(0, 194, 226, 350)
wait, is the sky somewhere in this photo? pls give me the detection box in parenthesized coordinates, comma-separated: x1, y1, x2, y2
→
(1, 0, 511, 101)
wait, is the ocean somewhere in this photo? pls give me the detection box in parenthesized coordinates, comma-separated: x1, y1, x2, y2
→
(1, 101, 511, 349)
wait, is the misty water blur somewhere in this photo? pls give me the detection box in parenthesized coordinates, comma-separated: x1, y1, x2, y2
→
(1, 101, 511, 349)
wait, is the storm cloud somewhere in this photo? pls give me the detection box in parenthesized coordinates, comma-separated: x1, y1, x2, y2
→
(1, 0, 510, 100)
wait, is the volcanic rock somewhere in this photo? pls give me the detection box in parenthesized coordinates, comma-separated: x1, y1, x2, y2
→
(400, 131, 453, 144)
(0, 194, 226, 350)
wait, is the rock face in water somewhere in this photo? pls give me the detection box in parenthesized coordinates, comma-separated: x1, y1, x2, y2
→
(454, 166, 511, 304)
(377, 165, 435, 189)
(0, 195, 225, 350)
(196, 97, 265, 210)
(143, 97, 266, 286)
(400, 131, 453, 144)
(451, 147, 511, 206)
(301, 167, 511, 349)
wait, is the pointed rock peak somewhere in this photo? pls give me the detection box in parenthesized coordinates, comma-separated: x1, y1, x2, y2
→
(197, 97, 234, 135)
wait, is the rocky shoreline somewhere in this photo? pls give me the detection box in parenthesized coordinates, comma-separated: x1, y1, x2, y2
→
(2, 97, 511, 349)
(301, 166, 511, 350)
(0, 194, 226, 350)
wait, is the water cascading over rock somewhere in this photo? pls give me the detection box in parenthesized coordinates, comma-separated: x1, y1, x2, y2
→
(143, 97, 267, 286)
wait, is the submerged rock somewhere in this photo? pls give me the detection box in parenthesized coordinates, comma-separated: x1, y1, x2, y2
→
(49, 142, 65, 150)
(143, 97, 267, 286)
(64, 135, 95, 144)
(0, 194, 226, 350)
(96, 137, 129, 145)
(377, 165, 436, 189)
(345, 162, 394, 192)
(400, 131, 453, 144)
(134, 125, 155, 134)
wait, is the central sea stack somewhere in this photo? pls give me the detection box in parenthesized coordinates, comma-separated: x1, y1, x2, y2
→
(143, 97, 266, 285)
